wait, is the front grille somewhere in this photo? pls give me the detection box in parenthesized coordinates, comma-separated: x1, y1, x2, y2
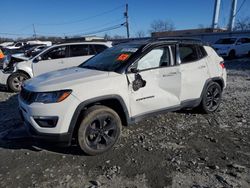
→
(20, 88, 35, 105)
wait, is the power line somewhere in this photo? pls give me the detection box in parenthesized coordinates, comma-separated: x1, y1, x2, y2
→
(36, 18, 124, 35)
(235, 0, 247, 16)
(37, 5, 124, 26)
(71, 23, 125, 36)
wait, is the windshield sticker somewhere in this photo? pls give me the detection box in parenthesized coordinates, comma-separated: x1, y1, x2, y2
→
(117, 53, 130, 61)
(121, 48, 138, 53)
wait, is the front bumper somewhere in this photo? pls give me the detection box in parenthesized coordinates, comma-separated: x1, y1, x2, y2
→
(18, 92, 80, 145)
(0, 70, 10, 85)
(22, 116, 72, 146)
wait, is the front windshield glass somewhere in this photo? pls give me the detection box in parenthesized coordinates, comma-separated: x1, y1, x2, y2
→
(215, 38, 236, 44)
(79, 44, 142, 72)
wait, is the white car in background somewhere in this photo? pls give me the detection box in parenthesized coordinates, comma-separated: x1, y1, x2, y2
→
(0, 41, 112, 91)
(5, 42, 27, 50)
(212, 37, 250, 59)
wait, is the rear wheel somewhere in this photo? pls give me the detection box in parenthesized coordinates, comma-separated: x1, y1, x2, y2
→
(199, 82, 222, 114)
(7, 72, 29, 92)
(228, 50, 236, 59)
(78, 105, 122, 155)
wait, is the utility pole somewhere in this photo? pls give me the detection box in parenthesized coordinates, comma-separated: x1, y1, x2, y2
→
(228, 0, 238, 31)
(124, 4, 130, 38)
(212, 0, 221, 29)
(32, 24, 37, 39)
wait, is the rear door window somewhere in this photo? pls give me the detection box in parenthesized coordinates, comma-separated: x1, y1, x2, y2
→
(179, 44, 199, 63)
(69, 45, 89, 57)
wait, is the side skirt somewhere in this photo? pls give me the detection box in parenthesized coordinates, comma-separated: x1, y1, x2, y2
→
(129, 98, 201, 124)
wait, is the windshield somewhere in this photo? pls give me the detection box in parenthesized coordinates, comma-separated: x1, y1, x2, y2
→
(215, 38, 236, 44)
(79, 44, 142, 72)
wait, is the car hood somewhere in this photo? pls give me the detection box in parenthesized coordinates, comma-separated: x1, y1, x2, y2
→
(24, 67, 110, 92)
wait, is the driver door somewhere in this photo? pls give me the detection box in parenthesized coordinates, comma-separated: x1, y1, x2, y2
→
(32, 46, 68, 76)
(126, 46, 181, 118)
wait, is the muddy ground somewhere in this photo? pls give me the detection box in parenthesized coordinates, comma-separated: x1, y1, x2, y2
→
(0, 58, 250, 188)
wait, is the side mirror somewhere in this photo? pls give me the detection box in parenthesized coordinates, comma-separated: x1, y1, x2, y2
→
(130, 67, 139, 74)
(236, 42, 242, 45)
(33, 56, 42, 63)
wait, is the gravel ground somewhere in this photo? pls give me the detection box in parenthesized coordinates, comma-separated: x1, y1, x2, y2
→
(0, 58, 250, 188)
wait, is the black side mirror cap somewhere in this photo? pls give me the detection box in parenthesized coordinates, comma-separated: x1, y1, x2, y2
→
(130, 67, 139, 73)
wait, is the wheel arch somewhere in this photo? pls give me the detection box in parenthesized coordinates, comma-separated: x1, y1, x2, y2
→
(7, 70, 31, 90)
(15, 70, 31, 78)
(68, 95, 130, 140)
(199, 77, 225, 104)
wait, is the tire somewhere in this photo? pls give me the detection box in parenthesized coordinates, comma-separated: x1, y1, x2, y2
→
(248, 51, 250, 57)
(228, 50, 236, 60)
(7, 72, 29, 92)
(199, 82, 222, 114)
(78, 105, 122, 155)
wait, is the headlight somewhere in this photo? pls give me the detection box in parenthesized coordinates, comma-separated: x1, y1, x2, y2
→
(34, 90, 72, 103)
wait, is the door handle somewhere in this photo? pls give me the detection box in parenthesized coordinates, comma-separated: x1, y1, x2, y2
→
(198, 65, 206, 69)
(163, 72, 177, 77)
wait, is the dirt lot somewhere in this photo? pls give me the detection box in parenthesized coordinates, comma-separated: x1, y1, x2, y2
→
(0, 58, 250, 188)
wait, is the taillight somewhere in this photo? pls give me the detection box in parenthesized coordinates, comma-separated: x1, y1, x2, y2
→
(220, 61, 225, 69)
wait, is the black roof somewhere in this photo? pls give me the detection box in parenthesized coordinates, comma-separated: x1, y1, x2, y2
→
(114, 37, 207, 47)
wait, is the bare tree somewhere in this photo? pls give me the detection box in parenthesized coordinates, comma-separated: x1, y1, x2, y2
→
(135, 30, 145, 38)
(234, 17, 250, 31)
(104, 33, 112, 40)
(198, 24, 205, 29)
(149, 19, 175, 33)
(113, 35, 125, 39)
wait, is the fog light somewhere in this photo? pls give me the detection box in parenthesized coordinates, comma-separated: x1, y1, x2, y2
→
(33, 116, 58, 128)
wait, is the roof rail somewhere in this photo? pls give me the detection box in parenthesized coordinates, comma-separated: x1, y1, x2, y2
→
(154, 37, 202, 42)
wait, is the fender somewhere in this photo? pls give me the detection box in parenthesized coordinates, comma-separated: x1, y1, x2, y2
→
(199, 77, 225, 100)
(67, 95, 130, 139)
(15, 60, 34, 78)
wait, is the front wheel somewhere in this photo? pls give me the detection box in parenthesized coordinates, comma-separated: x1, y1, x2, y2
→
(7, 72, 29, 92)
(199, 82, 222, 114)
(78, 105, 122, 155)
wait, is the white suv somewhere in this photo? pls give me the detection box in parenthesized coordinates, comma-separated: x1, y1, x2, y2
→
(212, 37, 250, 59)
(19, 39, 227, 155)
(0, 41, 112, 92)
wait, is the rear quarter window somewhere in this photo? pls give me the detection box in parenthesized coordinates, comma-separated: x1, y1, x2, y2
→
(69, 45, 89, 57)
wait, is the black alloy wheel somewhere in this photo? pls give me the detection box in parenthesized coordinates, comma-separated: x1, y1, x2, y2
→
(78, 105, 122, 155)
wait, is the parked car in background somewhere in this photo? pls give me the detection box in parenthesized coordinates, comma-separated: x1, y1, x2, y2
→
(24, 45, 47, 58)
(0, 49, 5, 69)
(4, 40, 52, 50)
(0, 42, 14, 48)
(18, 38, 226, 155)
(5, 42, 27, 50)
(0, 41, 112, 91)
(212, 37, 250, 59)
